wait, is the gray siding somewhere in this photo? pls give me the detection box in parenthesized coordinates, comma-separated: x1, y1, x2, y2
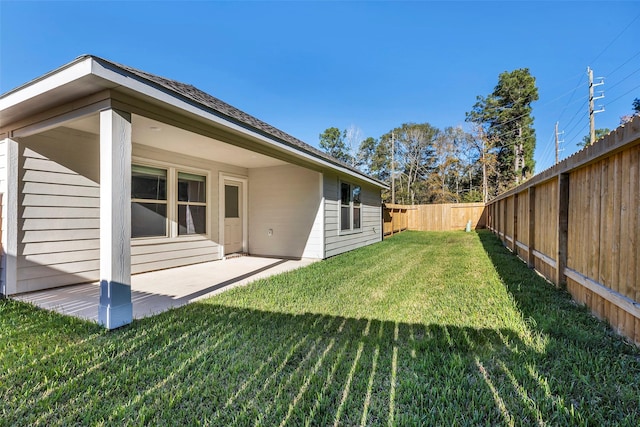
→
(130, 144, 247, 274)
(323, 173, 382, 258)
(18, 128, 101, 292)
(0, 140, 6, 291)
(15, 127, 250, 292)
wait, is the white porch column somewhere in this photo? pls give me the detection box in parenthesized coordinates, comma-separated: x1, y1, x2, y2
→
(98, 109, 132, 329)
(0, 138, 19, 296)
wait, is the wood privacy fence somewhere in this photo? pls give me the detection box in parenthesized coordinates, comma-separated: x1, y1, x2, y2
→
(408, 203, 486, 231)
(382, 204, 409, 237)
(383, 202, 486, 236)
(487, 116, 640, 344)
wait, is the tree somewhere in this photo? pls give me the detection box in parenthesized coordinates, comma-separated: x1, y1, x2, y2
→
(343, 125, 363, 167)
(425, 126, 465, 203)
(384, 123, 438, 204)
(319, 127, 352, 164)
(465, 123, 499, 202)
(357, 136, 383, 175)
(466, 68, 539, 191)
(357, 123, 438, 204)
(621, 98, 640, 124)
(578, 128, 610, 148)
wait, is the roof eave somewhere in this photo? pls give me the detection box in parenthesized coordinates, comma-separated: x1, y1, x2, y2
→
(89, 57, 387, 188)
(2, 55, 387, 189)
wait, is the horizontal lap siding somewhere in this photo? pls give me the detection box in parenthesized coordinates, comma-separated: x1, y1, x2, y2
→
(1, 141, 6, 288)
(130, 144, 248, 273)
(18, 129, 101, 292)
(324, 174, 381, 258)
(15, 129, 251, 292)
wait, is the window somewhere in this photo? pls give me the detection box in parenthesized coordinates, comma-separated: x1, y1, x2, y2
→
(131, 164, 208, 239)
(224, 185, 239, 218)
(352, 185, 361, 229)
(131, 165, 168, 238)
(340, 182, 362, 232)
(178, 172, 207, 235)
(341, 183, 351, 231)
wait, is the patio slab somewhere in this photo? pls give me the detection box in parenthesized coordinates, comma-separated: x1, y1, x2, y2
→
(13, 256, 317, 323)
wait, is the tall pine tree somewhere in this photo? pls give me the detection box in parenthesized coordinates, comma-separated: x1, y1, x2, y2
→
(466, 68, 538, 193)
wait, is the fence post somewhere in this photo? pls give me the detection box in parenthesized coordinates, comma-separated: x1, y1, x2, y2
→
(528, 186, 536, 268)
(503, 198, 508, 244)
(513, 194, 519, 253)
(556, 173, 570, 287)
(391, 208, 395, 236)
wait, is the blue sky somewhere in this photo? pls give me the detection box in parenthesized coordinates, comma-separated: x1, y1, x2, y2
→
(1, 1, 639, 173)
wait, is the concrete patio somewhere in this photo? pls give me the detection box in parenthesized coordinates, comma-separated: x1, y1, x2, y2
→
(13, 256, 317, 323)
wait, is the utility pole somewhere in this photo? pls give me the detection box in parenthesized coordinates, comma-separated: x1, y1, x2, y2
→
(477, 125, 488, 203)
(391, 131, 395, 204)
(555, 121, 564, 164)
(514, 124, 523, 185)
(588, 66, 605, 145)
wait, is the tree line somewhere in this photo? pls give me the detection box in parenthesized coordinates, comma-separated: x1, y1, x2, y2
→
(320, 69, 639, 204)
(320, 68, 538, 204)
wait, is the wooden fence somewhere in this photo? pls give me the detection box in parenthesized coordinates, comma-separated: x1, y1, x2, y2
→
(408, 203, 486, 231)
(487, 116, 640, 344)
(383, 202, 486, 236)
(382, 204, 409, 237)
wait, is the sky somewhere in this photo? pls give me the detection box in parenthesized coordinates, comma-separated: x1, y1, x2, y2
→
(1, 1, 639, 174)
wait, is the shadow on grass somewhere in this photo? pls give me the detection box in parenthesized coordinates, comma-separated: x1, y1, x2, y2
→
(476, 230, 637, 351)
(2, 293, 638, 426)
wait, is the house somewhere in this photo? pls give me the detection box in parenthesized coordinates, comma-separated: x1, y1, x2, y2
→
(0, 55, 387, 329)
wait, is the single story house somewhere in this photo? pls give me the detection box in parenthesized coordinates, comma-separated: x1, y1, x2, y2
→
(0, 55, 387, 329)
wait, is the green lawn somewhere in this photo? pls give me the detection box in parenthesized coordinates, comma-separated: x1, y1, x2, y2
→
(1, 230, 639, 426)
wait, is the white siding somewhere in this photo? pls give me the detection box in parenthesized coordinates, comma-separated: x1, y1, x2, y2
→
(131, 144, 248, 273)
(248, 164, 323, 258)
(324, 173, 382, 258)
(15, 127, 250, 292)
(18, 128, 101, 292)
(0, 140, 5, 291)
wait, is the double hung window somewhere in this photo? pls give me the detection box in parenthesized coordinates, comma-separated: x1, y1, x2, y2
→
(340, 182, 362, 232)
(131, 165, 168, 238)
(178, 172, 207, 235)
(131, 164, 207, 238)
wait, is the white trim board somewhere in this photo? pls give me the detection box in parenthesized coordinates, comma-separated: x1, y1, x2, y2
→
(218, 173, 248, 258)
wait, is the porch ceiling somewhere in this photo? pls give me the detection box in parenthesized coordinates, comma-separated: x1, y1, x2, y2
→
(66, 113, 287, 168)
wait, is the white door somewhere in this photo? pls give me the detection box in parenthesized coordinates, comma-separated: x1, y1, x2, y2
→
(224, 182, 243, 254)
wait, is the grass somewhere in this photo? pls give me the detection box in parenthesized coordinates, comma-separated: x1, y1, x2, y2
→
(1, 230, 639, 426)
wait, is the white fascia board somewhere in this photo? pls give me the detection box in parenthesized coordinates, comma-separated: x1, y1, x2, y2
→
(0, 57, 93, 111)
(89, 59, 386, 189)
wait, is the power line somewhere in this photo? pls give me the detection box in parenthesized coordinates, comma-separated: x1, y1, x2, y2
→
(556, 73, 587, 124)
(604, 49, 640, 77)
(606, 65, 640, 91)
(607, 83, 640, 106)
(590, 13, 640, 64)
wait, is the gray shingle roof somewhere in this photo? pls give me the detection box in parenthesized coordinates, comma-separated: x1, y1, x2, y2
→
(91, 56, 383, 186)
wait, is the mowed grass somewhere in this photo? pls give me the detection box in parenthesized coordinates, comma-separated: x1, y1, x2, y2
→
(1, 231, 639, 426)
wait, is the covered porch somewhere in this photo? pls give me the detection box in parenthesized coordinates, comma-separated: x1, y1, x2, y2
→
(1, 56, 328, 330)
(14, 256, 316, 322)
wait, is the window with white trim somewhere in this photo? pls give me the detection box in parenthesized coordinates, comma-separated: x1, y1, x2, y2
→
(178, 172, 207, 235)
(131, 164, 208, 238)
(340, 182, 362, 231)
(131, 165, 168, 238)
